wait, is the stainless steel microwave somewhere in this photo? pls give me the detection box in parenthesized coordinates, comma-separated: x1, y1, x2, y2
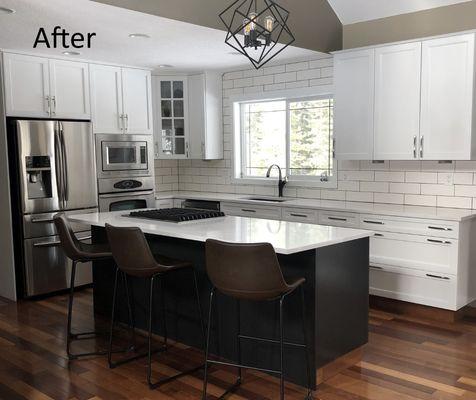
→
(96, 134, 153, 178)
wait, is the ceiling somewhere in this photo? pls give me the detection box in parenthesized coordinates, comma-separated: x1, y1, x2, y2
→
(0, 0, 321, 72)
(327, 0, 473, 24)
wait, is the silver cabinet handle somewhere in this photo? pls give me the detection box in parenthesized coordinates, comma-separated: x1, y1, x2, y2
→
(420, 135, 424, 158)
(78, 235, 92, 241)
(328, 216, 347, 222)
(363, 220, 384, 225)
(428, 226, 452, 231)
(241, 209, 256, 213)
(369, 266, 384, 270)
(290, 213, 308, 218)
(119, 114, 124, 131)
(124, 114, 129, 132)
(427, 238, 451, 244)
(34, 241, 61, 248)
(426, 274, 450, 280)
(51, 96, 56, 115)
(45, 95, 51, 115)
(374, 233, 384, 237)
(413, 135, 417, 159)
(31, 218, 54, 224)
(186, 141, 189, 158)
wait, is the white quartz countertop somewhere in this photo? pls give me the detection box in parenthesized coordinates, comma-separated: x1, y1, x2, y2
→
(69, 211, 373, 255)
(156, 191, 476, 222)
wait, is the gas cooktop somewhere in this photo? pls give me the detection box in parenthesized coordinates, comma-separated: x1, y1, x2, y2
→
(129, 208, 225, 223)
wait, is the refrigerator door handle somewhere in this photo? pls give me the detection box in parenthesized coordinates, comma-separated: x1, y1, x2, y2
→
(59, 122, 69, 203)
(54, 125, 64, 205)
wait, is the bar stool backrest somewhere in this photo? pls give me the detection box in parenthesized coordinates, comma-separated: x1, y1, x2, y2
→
(205, 239, 288, 301)
(54, 213, 85, 261)
(105, 224, 159, 277)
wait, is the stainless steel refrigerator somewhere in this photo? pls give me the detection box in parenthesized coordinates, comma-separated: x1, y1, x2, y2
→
(8, 119, 98, 297)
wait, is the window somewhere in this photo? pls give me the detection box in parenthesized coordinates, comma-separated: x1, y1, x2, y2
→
(234, 94, 335, 187)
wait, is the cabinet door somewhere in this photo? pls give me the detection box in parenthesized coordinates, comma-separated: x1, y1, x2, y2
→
(154, 77, 189, 158)
(374, 43, 421, 160)
(3, 53, 50, 118)
(49, 60, 90, 120)
(334, 49, 375, 160)
(420, 34, 475, 160)
(188, 74, 205, 159)
(122, 68, 153, 135)
(90, 64, 123, 134)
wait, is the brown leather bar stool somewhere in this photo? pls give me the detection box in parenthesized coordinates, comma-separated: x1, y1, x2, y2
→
(105, 223, 205, 389)
(54, 213, 134, 360)
(203, 239, 313, 400)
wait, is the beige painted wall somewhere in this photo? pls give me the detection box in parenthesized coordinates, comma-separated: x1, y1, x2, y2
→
(344, 0, 476, 49)
(92, 0, 342, 53)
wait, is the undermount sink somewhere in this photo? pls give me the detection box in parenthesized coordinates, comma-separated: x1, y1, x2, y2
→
(245, 197, 289, 203)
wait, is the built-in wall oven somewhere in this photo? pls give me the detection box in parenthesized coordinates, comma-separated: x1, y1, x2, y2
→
(96, 134, 155, 212)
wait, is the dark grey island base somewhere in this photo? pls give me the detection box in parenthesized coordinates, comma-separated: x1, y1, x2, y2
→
(91, 226, 369, 389)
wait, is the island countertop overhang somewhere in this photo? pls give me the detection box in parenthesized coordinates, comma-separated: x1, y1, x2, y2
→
(69, 211, 373, 255)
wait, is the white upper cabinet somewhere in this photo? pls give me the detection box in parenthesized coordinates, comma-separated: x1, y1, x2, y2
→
(334, 49, 375, 160)
(122, 68, 153, 135)
(89, 65, 123, 134)
(2, 53, 90, 119)
(374, 43, 422, 160)
(188, 72, 223, 160)
(420, 34, 475, 160)
(3, 53, 50, 118)
(49, 59, 90, 120)
(90, 65, 153, 135)
(334, 32, 476, 161)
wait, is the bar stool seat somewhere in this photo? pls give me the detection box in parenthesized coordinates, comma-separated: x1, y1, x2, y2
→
(54, 213, 133, 361)
(105, 223, 205, 389)
(202, 239, 313, 400)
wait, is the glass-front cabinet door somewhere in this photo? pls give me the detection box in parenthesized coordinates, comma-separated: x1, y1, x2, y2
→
(153, 76, 189, 159)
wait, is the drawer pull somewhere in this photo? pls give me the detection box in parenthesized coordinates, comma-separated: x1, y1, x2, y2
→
(34, 241, 62, 248)
(369, 266, 384, 270)
(31, 218, 54, 224)
(241, 209, 256, 213)
(374, 233, 384, 237)
(79, 236, 92, 241)
(363, 220, 384, 225)
(426, 274, 450, 280)
(428, 226, 452, 231)
(427, 239, 451, 245)
(290, 213, 308, 218)
(328, 217, 347, 222)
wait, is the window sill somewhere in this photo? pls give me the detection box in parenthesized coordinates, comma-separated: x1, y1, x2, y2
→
(231, 177, 338, 189)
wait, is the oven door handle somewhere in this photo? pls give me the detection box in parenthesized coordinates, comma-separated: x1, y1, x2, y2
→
(98, 190, 155, 199)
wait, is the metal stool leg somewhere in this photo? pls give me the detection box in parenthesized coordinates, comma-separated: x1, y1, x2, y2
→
(279, 295, 285, 400)
(300, 286, 313, 400)
(159, 275, 168, 348)
(147, 275, 156, 388)
(202, 287, 215, 400)
(67, 260, 109, 360)
(237, 299, 242, 383)
(123, 271, 136, 350)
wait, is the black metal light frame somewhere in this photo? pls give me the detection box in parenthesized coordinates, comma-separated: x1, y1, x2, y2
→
(219, 0, 295, 69)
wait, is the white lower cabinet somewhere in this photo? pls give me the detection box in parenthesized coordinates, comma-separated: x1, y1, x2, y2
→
(216, 199, 475, 311)
(221, 202, 282, 220)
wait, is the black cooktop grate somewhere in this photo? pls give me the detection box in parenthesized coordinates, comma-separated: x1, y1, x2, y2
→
(129, 208, 225, 223)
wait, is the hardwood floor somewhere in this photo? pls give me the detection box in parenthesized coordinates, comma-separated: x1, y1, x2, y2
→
(1, 290, 476, 400)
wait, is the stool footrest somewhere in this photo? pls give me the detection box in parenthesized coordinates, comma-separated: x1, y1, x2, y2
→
(149, 363, 204, 389)
(206, 359, 281, 376)
(238, 334, 306, 348)
(109, 345, 167, 369)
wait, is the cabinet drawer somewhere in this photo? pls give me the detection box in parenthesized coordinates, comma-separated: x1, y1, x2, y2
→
(360, 214, 458, 238)
(282, 207, 318, 223)
(156, 199, 173, 209)
(319, 211, 359, 227)
(221, 202, 282, 220)
(370, 232, 458, 275)
(369, 264, 457, 310)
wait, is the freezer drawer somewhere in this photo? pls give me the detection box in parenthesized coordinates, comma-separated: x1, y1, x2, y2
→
(23, 232, 92, 297)
(23, 209, 98, 239)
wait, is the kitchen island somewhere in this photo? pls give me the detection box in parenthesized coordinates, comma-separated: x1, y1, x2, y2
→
(69, 211, 373, 388)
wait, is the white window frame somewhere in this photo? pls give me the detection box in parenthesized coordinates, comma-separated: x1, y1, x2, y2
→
(231, 85, 337, 188)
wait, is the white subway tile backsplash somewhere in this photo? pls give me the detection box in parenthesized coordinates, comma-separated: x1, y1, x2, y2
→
(160, 58, 476, 210)
(437, 196, 472, 209)
(405, 172, 438, 184)
(404, 194, 437, 207)
(390, 183, 420, 194)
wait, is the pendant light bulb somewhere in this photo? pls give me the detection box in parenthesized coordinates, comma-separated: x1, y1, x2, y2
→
(264, 15, 274, 32)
